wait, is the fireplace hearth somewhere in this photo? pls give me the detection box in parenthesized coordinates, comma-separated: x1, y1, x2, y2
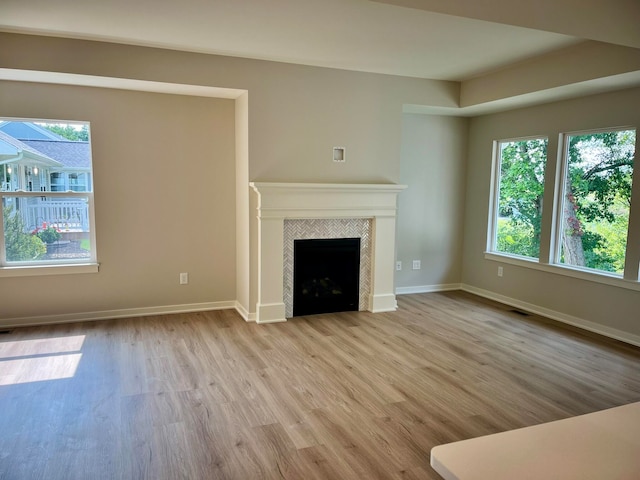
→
(293, 238, 361, 316)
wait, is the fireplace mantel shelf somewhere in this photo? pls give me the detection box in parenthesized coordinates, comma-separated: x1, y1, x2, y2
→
(250, 182, 407, 324)
(250, 182, 407, 192)
(250, 182, 407, 220)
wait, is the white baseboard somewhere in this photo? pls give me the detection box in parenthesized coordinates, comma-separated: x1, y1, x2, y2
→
(234, 302, 256, 322)
(396, 283, 461, 295)
(0, 301, 237, 329)
(461, 284, 640, 348)
(5, 286, 638, 348)
(255, 302, 286, 324)
(369, 293, 399, 313)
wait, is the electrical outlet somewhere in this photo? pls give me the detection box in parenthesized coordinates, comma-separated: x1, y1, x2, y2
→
(412, 260, 421, 270)
(333, 146, 346, 163)
(179, 272, 189, 285)
(497, 266, 503, 277)
(396, 261, 402, 271)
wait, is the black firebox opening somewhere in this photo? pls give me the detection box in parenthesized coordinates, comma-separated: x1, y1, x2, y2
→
(293, 238, 361, 317)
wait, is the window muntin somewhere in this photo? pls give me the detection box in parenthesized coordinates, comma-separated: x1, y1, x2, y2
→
(0, 119, 96, 268)
(490, 137, 548, 260)
(556, 129, 635, 275)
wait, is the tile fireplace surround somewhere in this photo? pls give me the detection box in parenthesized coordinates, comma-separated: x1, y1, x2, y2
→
(250, 182, 407, 323)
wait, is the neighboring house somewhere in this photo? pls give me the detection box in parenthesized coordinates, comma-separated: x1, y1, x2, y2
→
(0, 122, 91, 232)
(0, 130, 63, 192)
(21, 139, 92, 193)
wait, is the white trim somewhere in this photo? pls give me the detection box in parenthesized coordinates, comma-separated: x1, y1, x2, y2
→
(255, 206, 399, 219)
(3, 286, 639, 348)
(550, 132, 569, 264)
(0, 301, 238, 329)
(369, 293, 398, 313)
(0, 262, 99, 277)
(484, 252, 640, 291)
(1, 191, 93, 199)
(250, 182, 407, 220)
(396, 283, 462, 295)
(250, 182, 407, 192)
(255, 317, 287, 324)
(234, 301, 256, 322)
(0, 68, 246, 100)
(256, 302, 287, 324)
(460, 283, 640, 348)
(486, 140, 500, 252)
(249, 182, 406, 323)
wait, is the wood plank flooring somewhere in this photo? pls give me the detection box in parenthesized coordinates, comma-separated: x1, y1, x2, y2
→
(1, 291, 639, 479)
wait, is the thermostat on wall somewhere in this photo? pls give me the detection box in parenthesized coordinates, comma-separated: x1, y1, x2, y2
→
(333, 146, 346, 163)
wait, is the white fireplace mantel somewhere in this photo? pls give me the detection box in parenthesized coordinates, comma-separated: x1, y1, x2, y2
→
(250, 182, 407, 323)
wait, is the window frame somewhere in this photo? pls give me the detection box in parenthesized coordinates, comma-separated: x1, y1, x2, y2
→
(485, 125, 639, 292)
(0, 117, 99, 277)
(487, 135, 549, 261)
(551, 127, 636, 278)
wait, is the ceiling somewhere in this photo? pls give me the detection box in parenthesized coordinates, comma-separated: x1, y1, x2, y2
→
(0, 0, 590, 81)
(0, 0, 638, 113)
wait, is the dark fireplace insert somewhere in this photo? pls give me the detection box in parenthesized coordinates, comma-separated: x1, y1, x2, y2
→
(293, 237, 361, 317)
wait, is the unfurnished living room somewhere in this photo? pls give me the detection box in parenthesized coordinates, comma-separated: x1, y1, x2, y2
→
(0, 1, 639, 479)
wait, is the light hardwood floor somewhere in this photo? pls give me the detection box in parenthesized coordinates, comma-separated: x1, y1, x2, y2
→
(1, 291, 639, 479)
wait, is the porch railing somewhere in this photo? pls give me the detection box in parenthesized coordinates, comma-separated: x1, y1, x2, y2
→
(23, 198, 90, 232)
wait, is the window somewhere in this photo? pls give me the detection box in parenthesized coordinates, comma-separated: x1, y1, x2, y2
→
(556, 128, 635, 275)
(0, 119, 96, 270)
(69, 173, 89, 192)
(50, 172, 65, 192)
(487, 126, 638, 287)
(489, 137, 548, 259)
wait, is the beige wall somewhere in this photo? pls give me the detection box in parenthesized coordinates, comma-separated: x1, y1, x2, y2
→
(0, 81, 236, 320)
(462, 87, 640, 339)
(0, 33, 459, 185)
(396, 114, 468, 290)
(1, 33, 638, 342)
(0, 33, 459, 321)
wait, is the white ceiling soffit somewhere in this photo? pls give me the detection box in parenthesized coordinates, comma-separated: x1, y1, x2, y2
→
(0, 0, 638, 115)
(404, 71, 640, 117)
(371, 0, 640, 49)
(0, 69, 246, 100)
(0, 0, 582, 81)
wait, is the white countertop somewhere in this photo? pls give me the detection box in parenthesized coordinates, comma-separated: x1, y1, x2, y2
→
(431, 401, 640, 480)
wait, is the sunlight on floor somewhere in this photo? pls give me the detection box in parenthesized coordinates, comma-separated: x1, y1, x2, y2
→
(0, 353, 83, 385)
(0, 335, 85, 385)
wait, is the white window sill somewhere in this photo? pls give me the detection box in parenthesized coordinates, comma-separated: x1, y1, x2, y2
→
(484, 252, 640, 292)
(0, 263, 99, 278)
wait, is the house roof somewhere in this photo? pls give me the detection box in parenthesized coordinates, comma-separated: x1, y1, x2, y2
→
(0, 121, 91, 169)
(0, 131, 59, 165)
(0, 121, 66, 141)
(22, 139, 91, 169)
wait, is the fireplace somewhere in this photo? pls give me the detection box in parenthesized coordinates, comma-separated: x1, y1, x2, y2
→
(293, 238, 361, 316)
(250, 182, 406, 323)
(283, 218, 371, 318)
